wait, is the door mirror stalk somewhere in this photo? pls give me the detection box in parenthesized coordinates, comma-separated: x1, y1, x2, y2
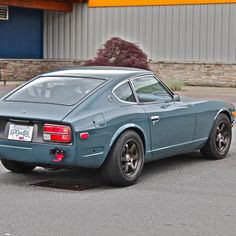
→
(173, 93, 181, 101)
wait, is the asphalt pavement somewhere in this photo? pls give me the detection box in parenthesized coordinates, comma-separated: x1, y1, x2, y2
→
(0, 85, 236, 236)
(180, 86, 236, 103)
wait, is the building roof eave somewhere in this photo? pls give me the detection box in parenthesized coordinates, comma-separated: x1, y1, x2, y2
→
(0, 0, 86, 12)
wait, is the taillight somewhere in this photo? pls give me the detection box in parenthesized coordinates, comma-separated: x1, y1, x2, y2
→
(43, 124, 71, 143)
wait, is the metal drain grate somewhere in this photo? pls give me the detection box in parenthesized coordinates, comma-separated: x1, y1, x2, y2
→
(31, 180, 100, 191)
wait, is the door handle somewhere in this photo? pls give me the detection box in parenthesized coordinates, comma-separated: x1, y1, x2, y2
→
(151, 115, 160, 124)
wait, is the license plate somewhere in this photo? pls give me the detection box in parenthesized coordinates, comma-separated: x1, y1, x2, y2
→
(8, 124, 33, 142)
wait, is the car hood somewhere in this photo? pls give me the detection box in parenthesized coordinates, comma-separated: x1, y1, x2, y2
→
(0, 101, 74, 122)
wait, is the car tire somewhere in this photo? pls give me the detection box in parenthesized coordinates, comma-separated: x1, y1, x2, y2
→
(1, 159, 36, 173)
(101, 130, 144, 187)
(200, 113, 232, 160)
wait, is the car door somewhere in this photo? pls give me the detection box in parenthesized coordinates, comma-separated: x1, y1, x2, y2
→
(131, 76, 196, 160)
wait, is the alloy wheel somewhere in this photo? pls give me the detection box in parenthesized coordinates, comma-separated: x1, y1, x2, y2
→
(215, 121, 230, 153)
(120, 140, 141, 178)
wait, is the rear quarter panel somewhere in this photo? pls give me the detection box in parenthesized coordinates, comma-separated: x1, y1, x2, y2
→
(63, 85, 151, 168)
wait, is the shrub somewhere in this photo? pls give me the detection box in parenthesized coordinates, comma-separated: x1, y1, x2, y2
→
(84, 37, 150, 70)
(165, 79, 184, 91)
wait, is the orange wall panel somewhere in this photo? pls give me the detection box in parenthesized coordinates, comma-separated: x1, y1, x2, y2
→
(88, 0, 236, 7)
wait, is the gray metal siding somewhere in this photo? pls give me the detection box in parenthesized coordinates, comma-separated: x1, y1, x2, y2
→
(44, 3, 236, 63)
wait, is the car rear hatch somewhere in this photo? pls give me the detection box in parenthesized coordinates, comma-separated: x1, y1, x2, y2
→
(0, 101, 74, 121)
(0, 75, 107, 122)
(0, 75, 106, 144)
(0, 101, 75, 143)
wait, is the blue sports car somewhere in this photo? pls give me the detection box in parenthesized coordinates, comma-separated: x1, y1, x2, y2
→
(0, 67, 235, 186)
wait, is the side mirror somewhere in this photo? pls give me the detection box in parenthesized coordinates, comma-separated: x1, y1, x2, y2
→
(173, 93, 181, 101)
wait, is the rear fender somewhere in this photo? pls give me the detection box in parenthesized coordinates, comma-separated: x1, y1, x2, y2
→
(109, 123, 148, 154)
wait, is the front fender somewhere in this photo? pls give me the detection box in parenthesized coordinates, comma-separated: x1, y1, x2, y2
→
(214, 109, 232, 122)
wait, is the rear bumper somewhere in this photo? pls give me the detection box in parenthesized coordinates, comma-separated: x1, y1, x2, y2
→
(0, 140, 105, 169)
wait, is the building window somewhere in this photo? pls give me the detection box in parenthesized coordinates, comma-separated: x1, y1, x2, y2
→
(0, 6, 9, 20)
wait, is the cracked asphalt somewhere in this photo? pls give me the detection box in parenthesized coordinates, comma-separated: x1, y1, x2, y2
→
(0, 85, 235, 236)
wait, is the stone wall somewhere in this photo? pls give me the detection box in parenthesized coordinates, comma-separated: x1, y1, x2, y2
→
(0, 59, 236, 87)
(150, 62, 236, 87)
(0, 59, 83, 82)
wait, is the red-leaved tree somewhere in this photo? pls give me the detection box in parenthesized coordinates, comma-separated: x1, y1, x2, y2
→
(84, 37, 150, 70)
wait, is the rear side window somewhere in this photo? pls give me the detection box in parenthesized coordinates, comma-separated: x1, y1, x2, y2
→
(5, 77, 105, 105)
(113, 82, 136, 103)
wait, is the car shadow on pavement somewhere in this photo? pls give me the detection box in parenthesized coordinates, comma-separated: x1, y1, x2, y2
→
(0, 166, 103, 190)
(0, 151, 213, 190)
(140, 151, 212, 182)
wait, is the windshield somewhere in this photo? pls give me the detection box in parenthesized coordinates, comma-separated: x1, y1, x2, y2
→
(5, 76, 105, 105)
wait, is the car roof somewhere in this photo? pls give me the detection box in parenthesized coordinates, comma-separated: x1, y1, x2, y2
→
(42, 66, 153, 81)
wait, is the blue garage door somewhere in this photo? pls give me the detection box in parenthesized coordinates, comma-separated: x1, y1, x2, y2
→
(0, 7, 43, 58)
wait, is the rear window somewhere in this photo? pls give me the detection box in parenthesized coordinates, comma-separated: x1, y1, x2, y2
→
(5, 76, 105, 105)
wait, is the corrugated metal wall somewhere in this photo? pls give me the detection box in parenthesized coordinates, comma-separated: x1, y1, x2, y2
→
(44, 3, 236, 63)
